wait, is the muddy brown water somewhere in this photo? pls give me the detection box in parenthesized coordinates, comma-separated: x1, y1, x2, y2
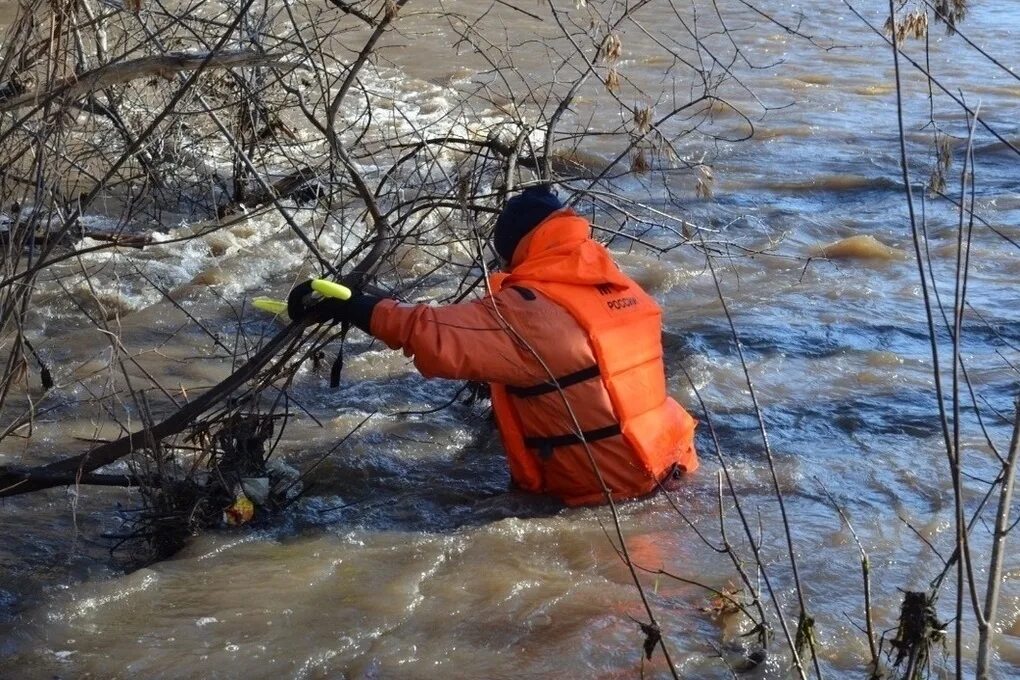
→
(2, 1, 1020, 678)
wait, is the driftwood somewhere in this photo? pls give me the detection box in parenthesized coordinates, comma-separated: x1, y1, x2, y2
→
(0, 50, 303, 113)
(217, 167, 324, 218)
(1, 228, 153, 250)
(78, 230, 154, 248)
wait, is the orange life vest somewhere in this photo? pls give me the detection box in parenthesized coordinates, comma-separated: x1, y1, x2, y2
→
(488, 211, 698, 505)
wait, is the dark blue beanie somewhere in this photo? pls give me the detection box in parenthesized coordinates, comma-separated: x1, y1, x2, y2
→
(493, 185, 563, 261)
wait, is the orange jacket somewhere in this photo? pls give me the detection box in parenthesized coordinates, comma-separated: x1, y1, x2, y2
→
(370, 209, 698, 505)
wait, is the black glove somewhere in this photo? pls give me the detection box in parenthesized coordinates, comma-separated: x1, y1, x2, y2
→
(286, 280, 382, 333)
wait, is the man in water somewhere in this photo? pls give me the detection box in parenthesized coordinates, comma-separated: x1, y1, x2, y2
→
(288, 185, 697, 505)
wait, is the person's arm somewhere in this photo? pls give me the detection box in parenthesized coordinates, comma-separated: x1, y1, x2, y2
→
(369, 294, 539, 384)
(287, 279, 546, 384)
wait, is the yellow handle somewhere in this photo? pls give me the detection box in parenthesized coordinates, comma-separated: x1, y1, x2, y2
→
(311, 279, 352, 301)
(252, 297, 288, 316)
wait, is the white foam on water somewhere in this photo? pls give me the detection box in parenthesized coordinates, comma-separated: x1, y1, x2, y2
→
(194, 533, 266, 562)
(27, 61, 542, 329)
(48, 571, 159, 623)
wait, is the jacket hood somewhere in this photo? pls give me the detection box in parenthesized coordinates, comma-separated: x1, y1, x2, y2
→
(504, 210, 630, 291)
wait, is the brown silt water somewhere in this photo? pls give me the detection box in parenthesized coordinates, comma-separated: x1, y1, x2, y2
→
(1, 1, 1019, 678)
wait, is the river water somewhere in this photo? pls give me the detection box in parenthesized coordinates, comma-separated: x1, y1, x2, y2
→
(1, 0, 1019, 678)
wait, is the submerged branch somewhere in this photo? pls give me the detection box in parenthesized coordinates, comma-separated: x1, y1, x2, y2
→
(0, 322, 306, 497)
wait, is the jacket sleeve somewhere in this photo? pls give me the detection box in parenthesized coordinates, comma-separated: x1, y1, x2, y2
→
(368, 294, 539, 384)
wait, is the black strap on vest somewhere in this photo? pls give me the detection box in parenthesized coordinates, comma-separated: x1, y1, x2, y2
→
(509, 285, 536, 301)
(524, 424, 622, 460)
(506, 364, 601, 398)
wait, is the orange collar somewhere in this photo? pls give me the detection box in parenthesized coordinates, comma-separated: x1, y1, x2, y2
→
(502, 210, 630, 290)
(509, 208, 589, 268)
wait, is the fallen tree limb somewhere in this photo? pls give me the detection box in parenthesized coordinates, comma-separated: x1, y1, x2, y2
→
(0, 185, 391, 499)
(0, 322, 306, 497)
(0, 0, 394, 501)
(13, 471, 145, 487)
(216, 166, 323, 218)
(324, 0, 379, 26)
(0, 228, 153, 250)
(0, 50, 304, 113)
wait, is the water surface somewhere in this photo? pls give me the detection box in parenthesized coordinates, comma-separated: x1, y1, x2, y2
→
(1, 0, 1019, 677)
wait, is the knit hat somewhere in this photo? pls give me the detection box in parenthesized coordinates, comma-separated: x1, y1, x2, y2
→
(493, 185, 563, 261)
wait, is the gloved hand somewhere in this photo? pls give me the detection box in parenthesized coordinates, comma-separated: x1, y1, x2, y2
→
(286, 279, 382, 333)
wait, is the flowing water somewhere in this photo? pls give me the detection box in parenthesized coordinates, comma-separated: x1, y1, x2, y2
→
(1, 1, 1020, 678)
